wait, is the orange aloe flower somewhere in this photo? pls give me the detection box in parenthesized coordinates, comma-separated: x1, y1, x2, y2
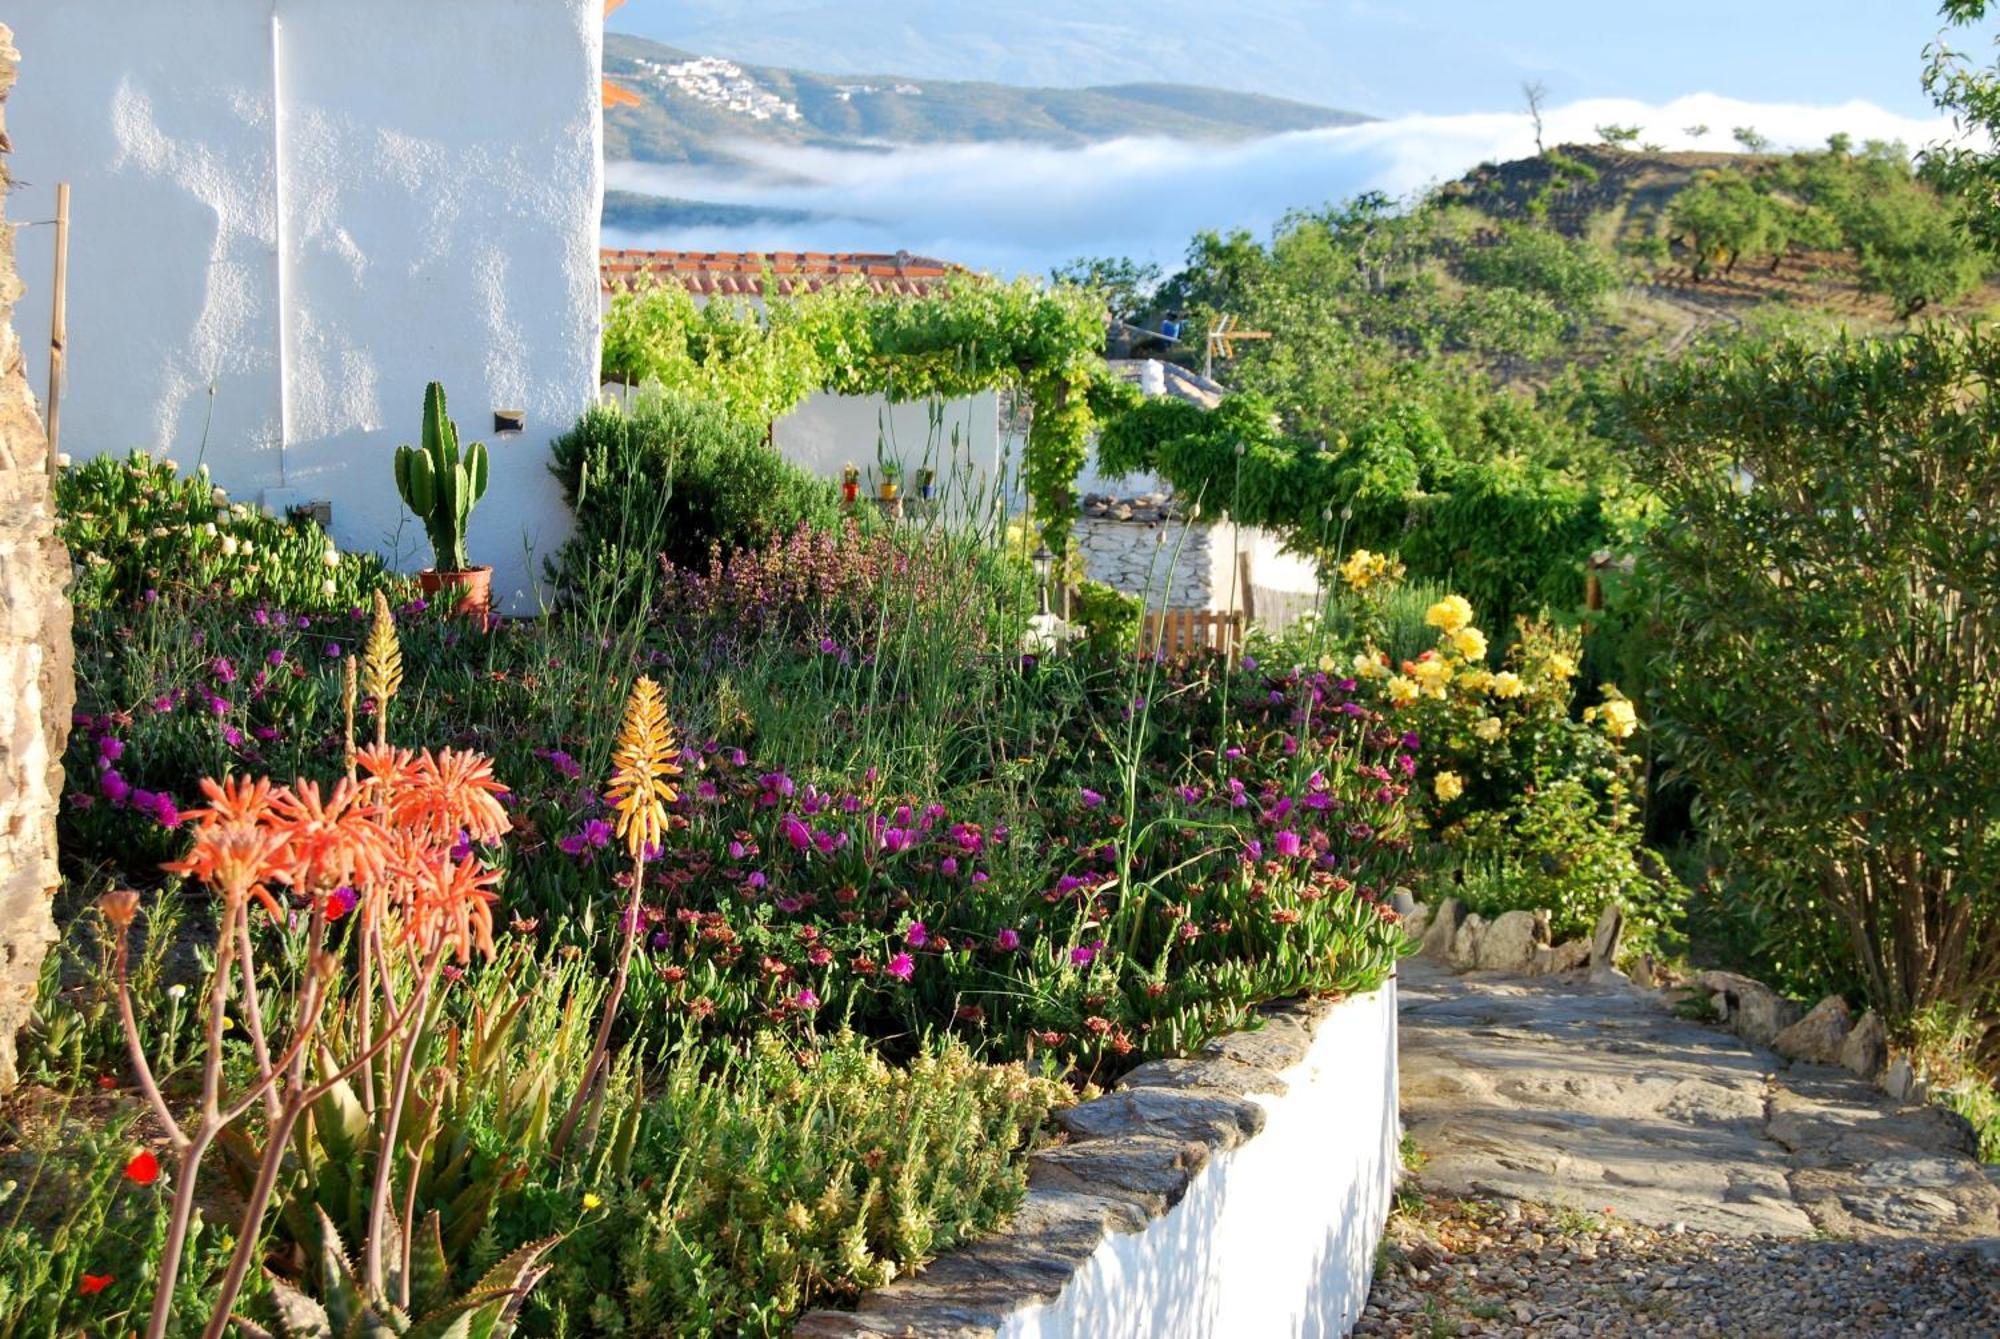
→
(392, 748, 512, 847)
(183, 774, 288, 828)
(355, 743, 421, 794)
(397, 845, 502, 964)
(272, 777, 393, 894)
(164, 820, 293, 917)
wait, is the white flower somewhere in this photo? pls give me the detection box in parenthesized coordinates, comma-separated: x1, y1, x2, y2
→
(55, 453, 71, 469)
(166, 984, 187, 1001)
(211, 487, 228, 507)
(162, 459, 180, 472)
(322, 547, 340, 568)
(238, 540, 253, 556)
(321, 577, 337, 595)
(202, 522, 217, 537)
(220, 535, 240, 556)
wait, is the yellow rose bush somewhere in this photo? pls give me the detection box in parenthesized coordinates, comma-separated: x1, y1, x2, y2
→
(1250, 567, 1679, 951)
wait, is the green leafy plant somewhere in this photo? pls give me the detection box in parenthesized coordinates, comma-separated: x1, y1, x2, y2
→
(394, 382, 490, 574)
(249, 1206, 558, 1339)
(548, 1032, 1061, 1336)
(1625, 324, 2000, 1060)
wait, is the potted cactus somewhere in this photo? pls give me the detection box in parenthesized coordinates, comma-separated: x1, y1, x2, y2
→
(394, 381, 492, 617)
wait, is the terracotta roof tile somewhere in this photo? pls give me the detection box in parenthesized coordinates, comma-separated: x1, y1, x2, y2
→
(600, 249, 964, 299)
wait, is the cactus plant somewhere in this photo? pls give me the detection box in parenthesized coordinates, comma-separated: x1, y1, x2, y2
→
(393, 382, 489, 574)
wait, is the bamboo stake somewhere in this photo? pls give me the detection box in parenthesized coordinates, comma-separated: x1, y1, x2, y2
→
(44, 181, 68, 478)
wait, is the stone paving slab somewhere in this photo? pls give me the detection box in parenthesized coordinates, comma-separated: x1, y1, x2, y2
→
(1397, 958, 2000, 1244)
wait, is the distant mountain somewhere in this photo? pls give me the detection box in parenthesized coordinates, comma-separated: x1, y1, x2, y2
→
(603, 33, 1367, 169)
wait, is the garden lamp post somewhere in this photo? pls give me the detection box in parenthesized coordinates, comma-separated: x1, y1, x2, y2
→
(1031, 544, 1054, 616)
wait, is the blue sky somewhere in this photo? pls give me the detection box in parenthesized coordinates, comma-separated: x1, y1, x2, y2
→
(608, 1, 1990, 119)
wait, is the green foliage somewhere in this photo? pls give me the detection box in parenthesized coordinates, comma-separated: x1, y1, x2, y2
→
(57, 452, 389, 615)
(394, 383, 490, 574)
(1594, 123, 1642, 147)
(1052, 255, 1162, 322)
(547, 1033, 1060, 1336)
(1070, 580, 1141, 656)
(599, 275, 1106, 551)
(1624, 324, 2000, 1049)
(1458, 223, 1619, 310)
(1924, 2, 2000, 254)
(1670, 170, 1787, 279)
(548, 391, 841, 592)
(0, 1096, 245, 1335)
(262, 1205, 558, 1339)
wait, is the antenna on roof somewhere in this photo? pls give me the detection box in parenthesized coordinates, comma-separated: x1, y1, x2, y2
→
(1205, 314, 1271, 380)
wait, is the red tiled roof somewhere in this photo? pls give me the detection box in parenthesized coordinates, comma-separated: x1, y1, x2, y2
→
(600, 249, 964, 299)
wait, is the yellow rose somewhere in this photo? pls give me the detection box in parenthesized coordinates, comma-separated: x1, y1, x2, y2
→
(1318, 654, 1336, 673)
(1474, 716, 1503, 742)
(1424, 594, 1474, 635)
(1597, 698, 1639, 739)
(1387, 675, 1420, 706)
(1339, 548, 1381, 591)
(1490, 671, 1525, 699)
(1450, 626, 1488, 662)
(1411, 656, 1453, 697)
(1353, 650, 1389, 681)
(1434, 771, 1464, 802)
(1546, 652, 1577, 680)
(1458, 668, 1492, 694)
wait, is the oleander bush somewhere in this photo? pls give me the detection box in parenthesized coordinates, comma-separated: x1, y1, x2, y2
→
(1625, 325, 2000, 1061)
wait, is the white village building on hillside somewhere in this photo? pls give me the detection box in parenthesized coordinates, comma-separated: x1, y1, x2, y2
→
(8, 0, 608, 611)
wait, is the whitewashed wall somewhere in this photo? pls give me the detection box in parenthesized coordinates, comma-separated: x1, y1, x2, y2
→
(1001, 982, 1401, 1339)
(9, 0, 604, 611)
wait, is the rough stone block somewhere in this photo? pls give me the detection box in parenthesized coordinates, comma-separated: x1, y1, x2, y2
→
(1475, 909, 1544, 973)
(1839, 1010, 1888, 1078)
(1773, 995, 1852, 1066)
(1054, 1085, 1267, 1151)
(1450, 912, 1487, 969)
(1420, 896, 1463, 961)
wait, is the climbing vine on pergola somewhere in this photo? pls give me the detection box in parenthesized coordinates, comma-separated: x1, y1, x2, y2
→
(600, 274, 1112, 550)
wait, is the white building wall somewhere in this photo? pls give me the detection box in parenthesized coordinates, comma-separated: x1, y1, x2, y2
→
(9, 0, 604, 610)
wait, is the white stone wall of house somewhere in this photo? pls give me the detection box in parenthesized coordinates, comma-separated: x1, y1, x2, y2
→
(1075, 484, 1324, 629)
(7, 0, 607, 613)
(0, 25, 75, 1091)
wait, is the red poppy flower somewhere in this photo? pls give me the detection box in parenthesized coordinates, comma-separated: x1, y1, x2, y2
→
(123, 1150, 160, 1185)
(79, 1273, 113, 1295)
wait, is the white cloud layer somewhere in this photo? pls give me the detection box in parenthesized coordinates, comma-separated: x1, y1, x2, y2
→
(604, 95, 1965, 278)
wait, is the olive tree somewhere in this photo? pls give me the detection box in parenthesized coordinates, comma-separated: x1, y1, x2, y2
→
(1625, 326, 2000, 1055)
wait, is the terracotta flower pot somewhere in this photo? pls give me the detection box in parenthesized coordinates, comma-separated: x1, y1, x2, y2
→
(417, 564, 494, 621)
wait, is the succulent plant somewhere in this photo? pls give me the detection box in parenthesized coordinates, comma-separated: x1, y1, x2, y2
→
(240, 1205, 558, 1339)
(393, 382, 489, 574)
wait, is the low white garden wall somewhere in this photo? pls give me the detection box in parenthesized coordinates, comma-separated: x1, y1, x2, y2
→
(797, 978, 1401, 1339)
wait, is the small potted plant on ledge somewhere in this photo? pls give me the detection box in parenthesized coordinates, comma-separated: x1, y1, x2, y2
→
(877, 462, 902, 501)
(842, 462, 861, 507)
(394, 380, 492, 618)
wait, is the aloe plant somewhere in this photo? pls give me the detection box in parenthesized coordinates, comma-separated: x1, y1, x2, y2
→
(241, 1205, 558, 1339)
(393, 382, 489, 573)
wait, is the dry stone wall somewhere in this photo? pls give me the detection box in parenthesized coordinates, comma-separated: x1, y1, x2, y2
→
(0, 23, 74, 1091)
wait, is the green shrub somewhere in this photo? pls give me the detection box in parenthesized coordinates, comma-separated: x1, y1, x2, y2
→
(549, 391, 841, 595)
(1070, 579, 1141, 656)
(547, 1033, 1060, 1336)
(1626, 325, 2000, 1057)
(58, 451, 389, 614)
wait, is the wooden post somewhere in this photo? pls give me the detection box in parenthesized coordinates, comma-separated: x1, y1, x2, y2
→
(44, 182, 68, 477)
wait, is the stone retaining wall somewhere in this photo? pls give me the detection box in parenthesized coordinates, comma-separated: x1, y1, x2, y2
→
(0, 23, 75, 1092)
(797, 981, 1401, 1338)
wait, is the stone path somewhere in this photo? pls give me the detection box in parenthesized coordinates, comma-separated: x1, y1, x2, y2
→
(1357, 959, 2000, 1335)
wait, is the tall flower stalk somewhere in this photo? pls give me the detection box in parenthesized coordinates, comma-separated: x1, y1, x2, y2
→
(555, 675, 680, 1157)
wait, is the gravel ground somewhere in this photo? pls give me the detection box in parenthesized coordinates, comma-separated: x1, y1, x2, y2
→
(1357, 1186, 2000, 1338)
